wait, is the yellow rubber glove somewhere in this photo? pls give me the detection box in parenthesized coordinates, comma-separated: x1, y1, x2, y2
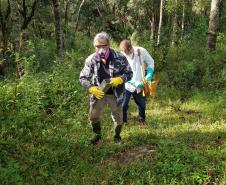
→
(88, 86, 104, 99)
(110, 77, 124, 87)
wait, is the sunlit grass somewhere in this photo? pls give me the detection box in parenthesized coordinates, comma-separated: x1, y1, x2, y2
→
(1, 77, 225, 184)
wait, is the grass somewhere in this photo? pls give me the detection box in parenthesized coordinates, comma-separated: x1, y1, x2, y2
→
(1, 31, 226, 184)
(1, 85, 225, 185)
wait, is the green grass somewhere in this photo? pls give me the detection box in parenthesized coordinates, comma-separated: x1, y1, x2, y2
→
(1, 26, 226, 185)
(0, 53, 225, 184)
(1, 81, 225, 184)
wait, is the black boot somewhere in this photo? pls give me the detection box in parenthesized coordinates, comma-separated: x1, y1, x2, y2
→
(138, 117, 146, 128)
(114, 124, 122, 143)
(90, 122, 101, 145)
(90, 134, 101, 145)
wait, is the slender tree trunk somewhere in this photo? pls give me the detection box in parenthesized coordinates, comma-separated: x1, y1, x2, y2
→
(93, 1, 102, 17)
(171, 0, 178, 46)
(150, 12, 155, 40)
(65, 0, 72, 26)
(171, 15, 177, 46)
(75, 0, 86, 32)
(181, 0, 185, 33)
(207, 0, 221, 51)
(157, 0, 164, 46)
(52, 0, 65, 58)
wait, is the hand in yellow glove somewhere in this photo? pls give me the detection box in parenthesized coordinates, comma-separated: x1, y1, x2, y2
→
(110, 77, 124, 87)
(88, 86, 104, 99)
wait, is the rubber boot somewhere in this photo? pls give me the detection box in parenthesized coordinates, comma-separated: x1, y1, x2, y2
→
(90, 122, 101, 145)
(114, 124, 122, 143)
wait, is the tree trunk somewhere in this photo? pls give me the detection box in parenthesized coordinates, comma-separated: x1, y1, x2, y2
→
(65, 0, 72, 27)
(17, 0, 38, 31)
(207, 0, 221, 51)
(171, 0, 178, 46)
(181, 0, 185, 33)
(0, 0, 11, 60)
(150, 12, 155, 40)
(75, 0, 86, 32)
(157, 0, 164, 46)
(52, 0, 65, 58)
(93, 1, 103, 17)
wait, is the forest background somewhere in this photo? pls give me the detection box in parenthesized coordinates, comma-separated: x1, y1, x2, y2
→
(0, 0, 225, 184)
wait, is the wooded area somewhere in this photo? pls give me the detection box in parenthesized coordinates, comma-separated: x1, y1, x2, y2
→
(0, 0, 225, 184)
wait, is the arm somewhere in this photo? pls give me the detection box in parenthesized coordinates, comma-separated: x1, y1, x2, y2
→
(80, 57, 104, 99)
(142, 48, 154, 81)
(79, 57, 94, 91)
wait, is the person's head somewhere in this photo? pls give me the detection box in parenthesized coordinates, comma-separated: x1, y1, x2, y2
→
(93, 32, 110, 61)
(120, 40, 133, 55)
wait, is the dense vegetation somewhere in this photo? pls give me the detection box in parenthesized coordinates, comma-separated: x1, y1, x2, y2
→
(0, 0, 225, 184)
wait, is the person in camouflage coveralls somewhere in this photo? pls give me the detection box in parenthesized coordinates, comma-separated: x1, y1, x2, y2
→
(80, 32, 132, 145)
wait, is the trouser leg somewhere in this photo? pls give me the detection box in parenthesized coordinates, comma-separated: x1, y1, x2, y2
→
(106, 95, 123, 142)
(89, 98, 105, 124)
(122, 90, 132, 123)
(132, 92, 146, 121)
(89, 98, 105, 144)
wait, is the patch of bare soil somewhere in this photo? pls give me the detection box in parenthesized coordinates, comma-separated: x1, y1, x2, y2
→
(102, 145, 156, 165)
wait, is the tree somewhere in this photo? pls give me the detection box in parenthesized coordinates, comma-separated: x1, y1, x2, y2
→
(157, 0, 164, 46)
(181, 0, 185, 33)
(64, 0, 72, 27)
(150, 11, 155, 40)
(0, 0, 11, 59)
(52, 0, 64, 57)
(171, 0, 178, 46)
(17, 0, 38, 31)
(207, 0, 221, 51)
(75, 0, 85, 32)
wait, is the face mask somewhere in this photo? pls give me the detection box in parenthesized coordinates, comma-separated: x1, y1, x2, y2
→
(96, 48, 110, 62)
(98, 48, 107, 58)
